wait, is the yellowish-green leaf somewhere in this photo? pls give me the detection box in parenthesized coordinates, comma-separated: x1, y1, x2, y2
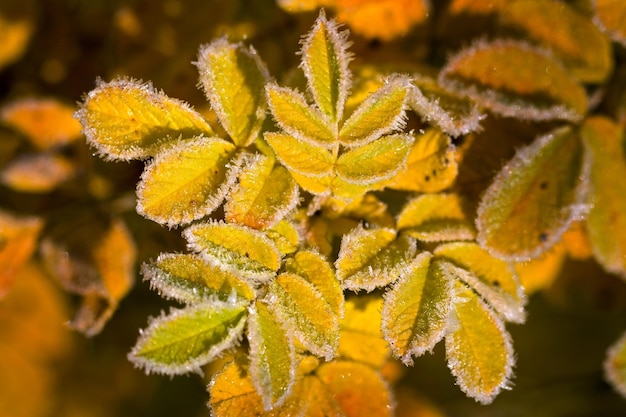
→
(266, 220, 301, 256)
(225, 153, 299, 230)
(264, 132, 334, 177)
(339, 76, 409, 147)
(336, 225, 416, 292)
(397, 193, 475, 242)
(142, 253, 255, 304)
(382, 253, 453, 365)
(604, 330, 626, 398)
(77, 78, 214, 160)
(594, 0, 626, 47)
(435, 242, 526, 323)
(501, 0, 612, 83)
(137, 137, 239, 227)
(184, 221, 281, 281)
(269, 273, 339, 359)
(336, 193, 395, 228)
(476, 126, 589, 261)
(196, 38, 269, 147)
(336, 134, 414, 185)
(128, 301, 247, 375)
(445, 280, 514, 404)
(283, 250, 343, 318)
(0, 153, 75, 193)
(247, 301, 295, 410)
(266, 84, 336, 147)
(300, 11, 351, 123)
(385, 128, 458, 193)
(580, 116, 626, 277)
(439, 39, 588, 121)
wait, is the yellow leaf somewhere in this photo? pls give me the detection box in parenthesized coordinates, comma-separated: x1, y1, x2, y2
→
(562, 221, 593, 260)
(0, 99, 82, 150)
(266, 220, 301, 256)
(448, 0, 506, 14)
(265, 132, 334, 177)
(594, 0, 626, 47)
(515, 243, 566, 295)
(604, 330, 626, 398)
(209, 361, 266, 416)
(137, 137, 239, 227)
(0, 153, 75, 193)
(277, 0, 325, 12)
(0, 0, 35, 71)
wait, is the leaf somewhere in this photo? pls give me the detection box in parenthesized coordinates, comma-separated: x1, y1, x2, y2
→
(300, 10, 351, 123)
(445, 280, 514, 404)
(247, 301, 295, 409)
(382, 253, 453, 365)
(580, 116, 626, 277)
(0, 211, 43, 298)
(266, 84, 336, 147)
(264, 132, 334, 177)
(339, 76, 409, 147)
(196, 38, 269, 147)
(283, 250, 344, 318)
(142, 253, 255, 304)
(266, 220, 301, 256)
(0, 0, 34, 71)
(0, 98, 82, 150)
(448, 0, 506, 14)
(136, 136, 239, 227)
(397, 193, 475, 242)
(385, 128, 458, 193)
(604, 330, 626, 398)
(336, 134, 414, 185)
(184, 221, 282, 281)
(515, 243, 566, 295)
(336, 225, 416, 292)
(476, 126, 589, 261)
(128, 300, 247, 375)
(225, 153, 299, 230)
(0, 153, 75, 193)
(77, 78, 214, 160)
(209, 360, 266, 416)
(439, 39, 588, 121)
(268, 272, 339, 359)
(594, 0, 626, 47)
(435, 242, 526, 323)
(500, 0, 612, 83)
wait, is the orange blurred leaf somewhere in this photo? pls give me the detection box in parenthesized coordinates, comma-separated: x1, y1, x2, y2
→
(0, 153, 76, 193)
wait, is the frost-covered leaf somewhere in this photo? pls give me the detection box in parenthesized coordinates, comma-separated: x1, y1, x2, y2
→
(268, 272, 339, 359)
(128, 300, 247, 375)
(283, 250, 343, 318)
(266, 220, 301, 256)
(501, 0, 612, 83)
(382, 253, 453, 365)
(336, 134, 414, 185)
(397, 193, 475, 242)
(594, 0, 626, 47)
(137, 137, 239, 227)
(77, 78, 214, 160)
(581, 116, 626, 277)
(339, 76, 409, 147)
(264, 132, 334, 177)
(225, 153, 299, 230)
(0, 153, 75, 193)
(604, 330, 626, 398)
(439, 39, 588, 121)
(196, 38, 269, 147)
(209, 360, 266, 417)
(476, 126, 589, 261)
(435, 242, 526, 323)
(266, 84, 336, 147)
(142, 253, 255, 304)
(336, 225, 416, 292)
(247, 301, 295, 410)
(184, 221, 281, 281)
(300, 11, 351, 123)
(385, 128, 458, 193)
(445, 280, 514, 404)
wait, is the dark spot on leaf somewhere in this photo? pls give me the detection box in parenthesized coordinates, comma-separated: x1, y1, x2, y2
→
(539, 233, 548, 242)
(492, 280, 500, 287)
(368, 38, 382, 49)
(425, 175, 430, 182)
(432, 169, 437, 176)
(539, 181, 548, 190)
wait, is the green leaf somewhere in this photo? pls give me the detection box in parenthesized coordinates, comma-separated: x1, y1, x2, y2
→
(300, 10, 351, 123)
(247, 301, 295, 410)
(339, 76, 409, 147)
(476, 126, 589, 261)
(136, 137, 239, 227)
(196, 38, 269, 147)
(435, 242, 526, 323)
(183, 221, 282, 281)
(581, 116, 626, 277)
(224, 153, 299, 230)
(604, 330, 626, 399)
(439, 39, 588, 121)
(128, 301, 247, 375)
(269, 273, 339, 360)
(142, 253, 255, 304)
(336, 134, 414, 185)
(397, 193, 475, 242)
(382, 253, 453, 365)
(445, 280, 514, 404)
(594, 0, 626, 47)
(336, 225, 416, 292)
(266, 84, 336, 147)
(77, 78, 214, 160)
(264, 132, 334, 177)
